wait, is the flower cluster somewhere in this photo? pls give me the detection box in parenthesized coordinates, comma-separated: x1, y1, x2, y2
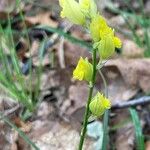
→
(89, 92, 111, 117)
(59, 0, 121, 116)
(73, 57, 93, 82)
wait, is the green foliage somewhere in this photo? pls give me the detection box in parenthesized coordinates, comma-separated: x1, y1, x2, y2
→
(129, 108, 145, 150)
(101, 110, 109, 150)
(0, 24, 34, 111)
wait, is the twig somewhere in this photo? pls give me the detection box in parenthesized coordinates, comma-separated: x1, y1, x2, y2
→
(58, 22, 72, 68)
(111, 96, 150, 110)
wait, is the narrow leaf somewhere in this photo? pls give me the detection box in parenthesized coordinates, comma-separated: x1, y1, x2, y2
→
(129, 108, 145, 150)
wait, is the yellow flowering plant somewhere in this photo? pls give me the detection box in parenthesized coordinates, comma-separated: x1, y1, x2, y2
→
(59, 0, 85, 25)
(59, 0, 122, 149)
(89, 92, 111, 117)
(73, 57, 93, 82)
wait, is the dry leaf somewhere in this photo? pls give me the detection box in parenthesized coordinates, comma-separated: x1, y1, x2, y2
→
(122, 40, 144, 58)
(61, 83, 88, 116)
(105, 58, 150, 93)
(33, 121, 93, 150)
(96, 67, 138, 105)
(112, 110, 134, 150)
(24, 12, 58, 28)
(0, 0, 24, 19)
(116, 122, 134, 150)
(0, 0, 16, 13)
(146, 141, 150, 150)
(109, 15, 125, 27)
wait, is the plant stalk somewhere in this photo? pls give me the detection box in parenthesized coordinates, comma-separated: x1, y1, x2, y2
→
(99, 69, 109, 150)
(78, 48, 97, 150)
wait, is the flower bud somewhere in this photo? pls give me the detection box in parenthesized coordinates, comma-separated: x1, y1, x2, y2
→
(90, 15, 107, 42)
(73, 57, 93, 82)
(89, 92, 111, 117)
(79, 0, 97, 17)
(98, 28, 122, 59)
(98, 32, 115, 59)
(90, 14, 122, 59)
(59, 0, 85, 25)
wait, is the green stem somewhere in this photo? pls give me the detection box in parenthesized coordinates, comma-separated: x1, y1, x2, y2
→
(99, 70, 109, 150)
(78, 48, 97, 150)
(99, 70, 108, 96)
(102, 110, 110, 150)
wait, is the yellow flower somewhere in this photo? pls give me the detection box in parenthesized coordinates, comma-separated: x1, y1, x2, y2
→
(90, 14, 122, 59)
(89, 92, 111, 117)
(79, 0, 97, 17)
(59, 0, 85, 25)
(90, 15, 107, 42)
(73, 57, 93, 82)
(98, 27, 122, 59)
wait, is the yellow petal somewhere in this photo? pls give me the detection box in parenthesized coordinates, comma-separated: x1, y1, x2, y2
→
(72, 57, 93, 82)
(89, 96, 105, 116)
(103, 98, 111, 109)
(98, 34, 115, 59)
(79, 0, 97, 17)
(59, 0, 85, 25)
(59, 0, 64, 7)
(90, 15, 107, 42)
(73, 69, 84, 80)
(113, 36, 122, 48)
(79, 0, 90, 10)
(89, 92, 111, 117)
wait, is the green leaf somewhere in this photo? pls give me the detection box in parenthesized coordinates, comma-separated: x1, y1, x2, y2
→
(129, 108, 145, 150)
(101, 110, 109, 150)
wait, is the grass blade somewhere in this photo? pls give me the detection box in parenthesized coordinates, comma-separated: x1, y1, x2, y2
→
(101, 110, 109, 150)
(129, 108, 145, 150)
(98, 70, 110, 150)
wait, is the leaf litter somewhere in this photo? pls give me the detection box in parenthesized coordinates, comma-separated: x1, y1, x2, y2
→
(0, 0, 150, 149)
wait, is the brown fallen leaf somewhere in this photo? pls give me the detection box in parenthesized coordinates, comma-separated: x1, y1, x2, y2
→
(0, 0, 24, 19)
(64, 83, 88, 116)
(0, 121, 11, 150)
(95, 67, 138, 105)
(146, 141, 150, 150)
(105, 58, 150, 93)
(24, 12, 58, 28)
(63, 41, 91, 67)
(32, 121, 93, 150)
(0, 0, 16, 19)
(111, 109, 134, 150)
(109, 15, 125, 27)
(116, 122, 134, 150)
(122, 40, 144, 58)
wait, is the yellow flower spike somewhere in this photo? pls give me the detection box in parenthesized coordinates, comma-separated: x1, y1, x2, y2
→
(89, 92, 111, 117)
(90, 14, 122, 59)
(73, 57, 93, 82)
(90, 15, 107, 42)
(79, 0, 97, 17)
(98, 25, 122, 59)
(59, 0, 85, 25)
